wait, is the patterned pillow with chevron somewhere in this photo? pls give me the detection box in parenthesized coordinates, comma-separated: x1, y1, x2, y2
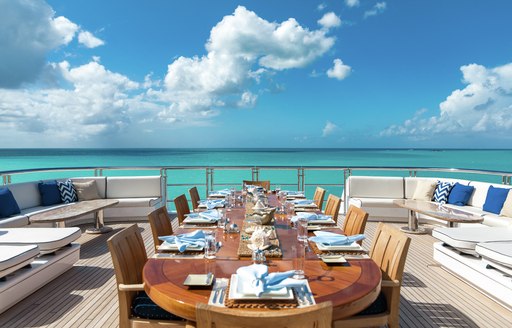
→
(58, 179, 78, 203)
(433, 181, 454, 204)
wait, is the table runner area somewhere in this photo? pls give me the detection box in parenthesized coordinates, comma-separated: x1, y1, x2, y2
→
(237, 222, 283, 258)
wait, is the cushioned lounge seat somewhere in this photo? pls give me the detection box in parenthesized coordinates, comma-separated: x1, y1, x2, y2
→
(475, 242, 512, 276)
(0, 227, 81, 254)
(0, 245, 39, 279)
(432, 227, 512, 255)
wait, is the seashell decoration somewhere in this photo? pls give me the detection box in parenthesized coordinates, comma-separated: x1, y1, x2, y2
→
(249, 227, 272, 250)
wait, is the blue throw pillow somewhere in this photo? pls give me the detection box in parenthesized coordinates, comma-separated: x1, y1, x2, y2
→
(57, 179, 78, 203)
(0, 187, 21, 218)
(483, 185, 510, 214)
(433, 181, 454, 204)
(38, 180, 63, 206)
(447, 182, 475, 206)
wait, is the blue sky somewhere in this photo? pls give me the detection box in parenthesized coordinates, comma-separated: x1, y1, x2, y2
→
(1, 0, 512, 148)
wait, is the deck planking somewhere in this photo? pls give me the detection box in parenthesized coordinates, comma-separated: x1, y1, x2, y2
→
(0, 220, 511, 328)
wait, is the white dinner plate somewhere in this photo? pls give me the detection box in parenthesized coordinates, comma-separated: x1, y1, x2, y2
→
(315, 241, 363, 251)
(228, 274, 294, 300)
(158, 243, 204, 252)
(184, 213, 218, 223)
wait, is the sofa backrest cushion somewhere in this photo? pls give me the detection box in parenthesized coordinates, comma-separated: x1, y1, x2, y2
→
(73, 180, 101, 201)
(0, 187, 21, 217)
(106, 176, 161, 198)
(70, 177, 106, 198)
(404, 177, 437, 199)
(483, 185, 511, 214)
(500, 192, 512, 217)
(447, 183, 475, 206)
(347, 176, 404, 199)
(38, 180, 63, 206)
(7, 182, 41, 210)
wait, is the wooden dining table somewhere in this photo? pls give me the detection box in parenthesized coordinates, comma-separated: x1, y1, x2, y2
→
(143, 194, 381, 322)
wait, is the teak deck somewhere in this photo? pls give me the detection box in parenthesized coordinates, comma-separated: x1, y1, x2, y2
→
(1, 220, 511, 327)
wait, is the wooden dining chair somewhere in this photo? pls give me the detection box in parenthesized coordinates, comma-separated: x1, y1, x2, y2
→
(148, 206, 173, 252)
(313, 187, 326, 210)
(195, 301, 332, 328)
(341, 205, 369, 245)
(107, 224, 188, 327)
(242, 180, 270, 191)
(174, 194, 191, 225)
(324, 194, 342, 223)
(333, 223, 411, 328)
(188, 187, 201, 211)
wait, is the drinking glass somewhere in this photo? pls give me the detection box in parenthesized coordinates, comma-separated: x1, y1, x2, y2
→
(297, 216, 308, 242)
(204, 230, 217, 259)
(292, 243, 306, 279)
(217, 208, 226, 228)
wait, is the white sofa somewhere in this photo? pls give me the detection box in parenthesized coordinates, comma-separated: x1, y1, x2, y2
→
(0, 176, 164, 228)
(345, 176, 512, 227)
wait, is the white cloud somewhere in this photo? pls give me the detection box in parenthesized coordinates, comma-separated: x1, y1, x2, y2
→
(327, 59, 351, 80)
(238, 91, 257, 108)
(380, 62, 512, 138)
(364, 2, 387, 18)
(78, 30, 105, 48)
(0, 0, 79, 88)
(345, 0, 360, 8)
(322, 121, 338, 137)
(318, 12, 341, 29)
(317, 3, 327, 11)
(159, 5, 336, 121)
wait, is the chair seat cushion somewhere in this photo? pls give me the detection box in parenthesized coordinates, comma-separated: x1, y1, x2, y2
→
(132, 292, 183, 321)
(0, 227, 81, 253)
(357, 292, 388, 316)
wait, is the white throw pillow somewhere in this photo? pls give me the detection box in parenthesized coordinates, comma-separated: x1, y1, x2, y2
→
(412, 180, 438, 201)
(500, 192, 512, 217)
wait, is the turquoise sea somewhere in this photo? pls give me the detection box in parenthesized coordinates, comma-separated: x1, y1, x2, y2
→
(1, 149, 512, 207)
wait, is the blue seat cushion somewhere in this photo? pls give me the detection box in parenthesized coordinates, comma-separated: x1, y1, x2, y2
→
(357, 292, 388, 316)
(38, 181, 63, 206)
(447, 182, 474, 206)
(132, 292, 183, 321)
(0, 187, 21, 218)
(483, 185, 510, 214)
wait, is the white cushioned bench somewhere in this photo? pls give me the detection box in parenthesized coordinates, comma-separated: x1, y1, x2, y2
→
(0, 227, 81, 254)
(0, 245, 39, 280)
(475, 242, 512, 276)
(432, 227, 512, 255)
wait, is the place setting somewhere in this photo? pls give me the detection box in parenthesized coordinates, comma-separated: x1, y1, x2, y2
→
(207, 263, 315, 309)
(308, 232, 370, 263)
(181, 209, 221, 228)
(153, 229, 220, 259)
(290, 212, 336, 231)
(197, 199, 226, 209)
(289, 199, 318, 212)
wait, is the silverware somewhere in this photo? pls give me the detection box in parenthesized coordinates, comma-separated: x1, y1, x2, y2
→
(302, 285, 314, 305)
(293, 287, 306, 306)
(218, 287, 226, 305)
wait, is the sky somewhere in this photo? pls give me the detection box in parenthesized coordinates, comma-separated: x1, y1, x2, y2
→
(1, 0, 512, 149)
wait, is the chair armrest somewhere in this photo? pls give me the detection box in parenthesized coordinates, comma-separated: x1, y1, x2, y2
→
(118, 283, 145, 291)
(381, 279, 400, 288)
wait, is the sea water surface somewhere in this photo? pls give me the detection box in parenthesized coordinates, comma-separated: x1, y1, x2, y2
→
(1, 148, 511, 203)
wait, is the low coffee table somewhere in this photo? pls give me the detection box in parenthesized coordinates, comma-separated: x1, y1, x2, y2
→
(394, 199, 484, 234)
(29, 199, 119, 234)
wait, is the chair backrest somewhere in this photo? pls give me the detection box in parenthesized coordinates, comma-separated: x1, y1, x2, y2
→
(147, 206, 173, 252)
(189, 187, 200, 211)
(243, 180, 270, 191)
(342, 205, 369, 245)
(370, 222, 411, 283)
(313, 187, 326, 210)
(324, 194, 342, 223)
(174, 194, 190, 225)
(195, 301, 333, 328)
(107, 224, 147, 327)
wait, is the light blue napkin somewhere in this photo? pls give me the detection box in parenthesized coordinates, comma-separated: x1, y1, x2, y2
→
(309, 231, 365, 246)
(200, 199, 226, 209)
(199, 209, 220, 221)
(292, 199, 314, 205)
(236, 264, 306, 297)
(290, 212, 332, 223)
(158, 230, 206, 252)
(210, 189, 231, 196)
(283, 190, 304, 196)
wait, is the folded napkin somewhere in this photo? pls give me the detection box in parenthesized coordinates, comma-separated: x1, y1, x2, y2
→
(200, 199, 226, 209)
(291, 199, 315, 206)
(309, 231, 365, 246)
(210, 189, 231, 196)
(247, 185, 265, 194)
(236, 264, 306, 297)
(290, 212, 332, 223)
(198, 209, 220, 222)
(284, 191, 304, 196)
(158, 230, 206, 252)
